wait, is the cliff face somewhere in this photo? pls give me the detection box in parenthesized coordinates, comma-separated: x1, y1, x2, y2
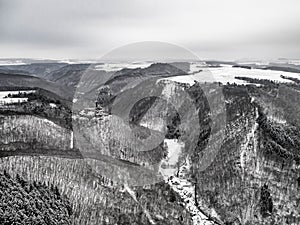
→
(193, 84, 300, 225)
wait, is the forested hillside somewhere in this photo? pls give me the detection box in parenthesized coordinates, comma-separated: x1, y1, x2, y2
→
(0, 171, 72, 225)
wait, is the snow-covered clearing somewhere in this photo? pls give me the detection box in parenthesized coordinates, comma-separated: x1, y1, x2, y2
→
(0, 90, 35, 105)
(165, 64, 300, 85)
(159, 139, 183, 178)
(95, 62, 153, 71)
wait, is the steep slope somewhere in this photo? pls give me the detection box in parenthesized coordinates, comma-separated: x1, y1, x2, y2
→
(0, 115, 73, 155)
(0, 155, 193, 225)
(73, 62, 188, 111)
(45, 64, 90, 86)
(193, 84, 300, 225)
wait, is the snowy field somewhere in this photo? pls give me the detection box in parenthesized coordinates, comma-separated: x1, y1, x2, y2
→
(0, 90, 35, 105)
(94, 62, 153, 71)
(0, 60, 27, 66)
(159, 139, 184, 178)
(165, 62, 300, 85)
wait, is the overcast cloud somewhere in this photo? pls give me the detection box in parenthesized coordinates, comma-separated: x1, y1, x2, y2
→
(0, 0, 300, 60)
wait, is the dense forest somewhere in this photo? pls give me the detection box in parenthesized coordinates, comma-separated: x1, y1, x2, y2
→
(0, 171, 72, 225)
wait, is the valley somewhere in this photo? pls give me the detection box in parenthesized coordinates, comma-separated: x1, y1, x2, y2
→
(0, 60, 299, 224)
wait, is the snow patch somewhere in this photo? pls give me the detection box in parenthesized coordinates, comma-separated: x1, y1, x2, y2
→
(268, 115, 286, 124)
(159, 139, 184, 178)
(70, 131, 74, 149)
(49, 103, 57, 108)
(0, 90, 35, 105)
(139, 119, 165, 132)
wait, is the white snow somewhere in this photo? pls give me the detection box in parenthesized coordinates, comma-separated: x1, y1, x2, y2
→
(95, 62, 153, 71)
(41, 118, 58, 127)
(139, 119, 165, 132)
(164, 65, 300, 85)
(70, 131, 74, 149)
(268, 115, 286, 124)
(189, 62, 207, 73)
(0, 60, 27, 66)
(59, 59, 100, 64)
(159, 139, 184, 178)
(287, 60, 300, 65)
(164, 139, 183, 165)
(168, 176, 215, 225)
(49, 103, 57, 108)
(79, 108, 95, 117)
(0, 90, 35, 105)
(274, 59, 300, 65)
(163, 75, 196, 85)
(161, 81, 176, 98)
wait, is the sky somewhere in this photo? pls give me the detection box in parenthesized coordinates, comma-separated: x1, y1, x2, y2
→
(0, 0, 300, 60)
